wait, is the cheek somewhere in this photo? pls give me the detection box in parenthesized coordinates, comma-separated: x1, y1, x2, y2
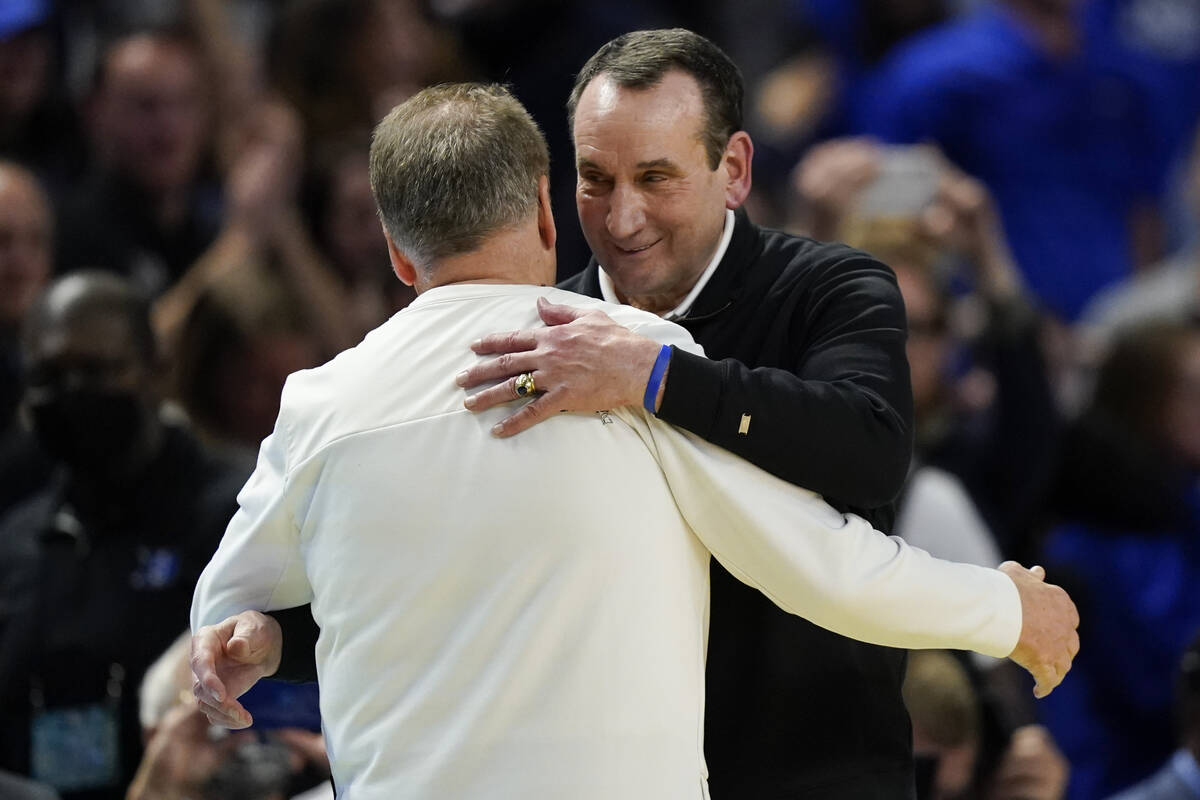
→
(575, 197, 608, 237)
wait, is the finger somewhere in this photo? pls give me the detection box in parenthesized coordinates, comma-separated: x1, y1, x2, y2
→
(200, 701, 253, 730)
(470, 330, 539, 356)
(190, 629, 227, 704)
(537, 296, 589, 326)
(191, 679, 253, 728)
(458, 352, 541, 390)
(227, 614, 274, 665)
(464, 368, 544, 412)
(491, 393, 560, 438)
(1033, 664, 1063, 699)
(1030, 564, 1046, 580)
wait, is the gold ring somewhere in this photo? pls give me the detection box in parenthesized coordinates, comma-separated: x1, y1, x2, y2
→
(514, 372, 536, 398)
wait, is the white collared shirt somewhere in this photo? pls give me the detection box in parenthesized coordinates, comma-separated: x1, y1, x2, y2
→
(192, 284, 1020, 799)
(598, 208, 736, 319)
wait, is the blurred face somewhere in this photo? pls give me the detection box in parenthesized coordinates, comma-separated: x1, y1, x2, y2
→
(325, 151, 388, 279)
(894, 263, 950, 419)
(94, 36, 208, 194)
(214, 332, 321, 447)
(23, 296, 161, 476)
(0, 29, 51, 120)
(574, 71, 732, 313)
(1163, 337, 1200, 470)
(0, 168, 51, 326)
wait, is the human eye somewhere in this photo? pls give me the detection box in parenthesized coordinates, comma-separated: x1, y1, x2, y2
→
(579, 172, 611, 193)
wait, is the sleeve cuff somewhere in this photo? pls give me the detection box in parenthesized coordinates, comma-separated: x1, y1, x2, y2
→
(656, 347, 724, 438)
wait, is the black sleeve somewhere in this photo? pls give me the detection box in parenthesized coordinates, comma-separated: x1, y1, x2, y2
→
(267, 606, 320, 684)
(657, 254, 913, 511)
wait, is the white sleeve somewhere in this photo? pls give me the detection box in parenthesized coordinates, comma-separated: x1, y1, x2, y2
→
(190, 411, 313, 632)
(618, 410, 1022, 658)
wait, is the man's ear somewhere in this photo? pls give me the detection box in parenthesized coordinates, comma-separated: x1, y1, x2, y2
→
(536, 174, 556, 252)
(383, 228, 418, 287)
(722, 131, 754, 210)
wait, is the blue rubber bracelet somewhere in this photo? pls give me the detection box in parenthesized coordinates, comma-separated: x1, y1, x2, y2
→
(643, 344, 672, 414)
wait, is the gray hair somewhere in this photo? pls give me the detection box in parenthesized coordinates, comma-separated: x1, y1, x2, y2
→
(369, 83, 550, 271)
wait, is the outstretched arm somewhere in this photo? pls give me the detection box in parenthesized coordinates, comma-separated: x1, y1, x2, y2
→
(631, 411, 1078, 696)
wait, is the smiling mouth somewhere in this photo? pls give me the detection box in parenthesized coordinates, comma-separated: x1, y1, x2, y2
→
(616, 240, 660, 255)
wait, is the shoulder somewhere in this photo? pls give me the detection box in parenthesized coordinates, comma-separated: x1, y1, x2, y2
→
(542, 287, 703, 355)
(748, 226, 903, 311)
(757, 227, 895, 279)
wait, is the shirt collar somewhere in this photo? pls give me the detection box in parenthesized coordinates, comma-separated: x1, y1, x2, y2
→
(1171, 749, 1200, 796)
(597, 208, 736, 320)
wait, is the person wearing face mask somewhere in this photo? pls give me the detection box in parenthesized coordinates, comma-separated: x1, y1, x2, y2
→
(0, 271, 246, 799)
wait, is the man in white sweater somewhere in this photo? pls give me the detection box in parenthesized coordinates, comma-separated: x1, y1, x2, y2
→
(190, 83, 1078, 799)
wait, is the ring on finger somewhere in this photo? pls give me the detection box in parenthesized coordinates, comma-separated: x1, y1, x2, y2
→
(514, 372, 537, 398)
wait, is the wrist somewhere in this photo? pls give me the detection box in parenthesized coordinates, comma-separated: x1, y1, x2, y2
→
(643, 344, 673, 414)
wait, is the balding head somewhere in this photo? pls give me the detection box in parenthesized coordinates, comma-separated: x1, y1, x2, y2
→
(0, 160, 51, 328)
(24, 270, 157, 365)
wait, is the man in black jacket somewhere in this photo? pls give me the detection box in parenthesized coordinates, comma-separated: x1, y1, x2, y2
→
(191, 29, 1056, 800)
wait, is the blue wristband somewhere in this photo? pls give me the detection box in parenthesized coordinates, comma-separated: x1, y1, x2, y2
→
(643, 344, 672, 414)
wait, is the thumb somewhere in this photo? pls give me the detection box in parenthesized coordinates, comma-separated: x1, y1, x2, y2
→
(1029, 565, 1046, 581)
(537, 296, 585, 326)
(227, 617, 266, 663)
(226, 635, 254, 662)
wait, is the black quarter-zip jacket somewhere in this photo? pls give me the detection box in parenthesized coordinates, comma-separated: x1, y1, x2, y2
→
(562, 208, 916, 800)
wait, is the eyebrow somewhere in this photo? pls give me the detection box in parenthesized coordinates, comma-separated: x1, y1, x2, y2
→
(576, 157, 682, 172)
(635, 158, 678, 170)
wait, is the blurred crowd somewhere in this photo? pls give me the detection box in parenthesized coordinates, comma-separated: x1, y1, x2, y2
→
(0, 0, 1197, 798)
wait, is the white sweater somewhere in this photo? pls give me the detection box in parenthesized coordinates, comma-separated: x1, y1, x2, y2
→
(192, 284, 1021, 799)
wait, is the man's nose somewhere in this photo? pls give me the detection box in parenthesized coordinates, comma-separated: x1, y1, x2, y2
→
(606, 184, 646, 240)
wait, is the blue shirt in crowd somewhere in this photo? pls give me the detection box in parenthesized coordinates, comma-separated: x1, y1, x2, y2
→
(859, 3, 1168, 320)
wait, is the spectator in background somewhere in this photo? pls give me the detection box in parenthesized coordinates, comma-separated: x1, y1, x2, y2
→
(1108, 631, 1200, 800)
(0, 0, 85, 190)
(793, 138, 1059, 561)
(0, 161, 53, 517)
(170, 267, 324, 460)
(304, 134, 415, 337)
(905, 650, 1070, 800)
(749, 0, 952, 218)
(0, 272, 246, 798)
(859, 0, 1172, 321)
(150, 98, 355, 363)
(56, 28, 218, 298)
(1083, 131, 1200, 349)
(1041, 322, 1200, 800)
(269, 0, 467, 153)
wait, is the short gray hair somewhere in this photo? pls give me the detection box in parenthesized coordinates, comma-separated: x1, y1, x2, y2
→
(369, 83, 550, 271)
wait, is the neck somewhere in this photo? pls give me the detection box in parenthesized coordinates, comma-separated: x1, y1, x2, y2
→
(415, 222, 556, 294)
(617, 285, 694, 317)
